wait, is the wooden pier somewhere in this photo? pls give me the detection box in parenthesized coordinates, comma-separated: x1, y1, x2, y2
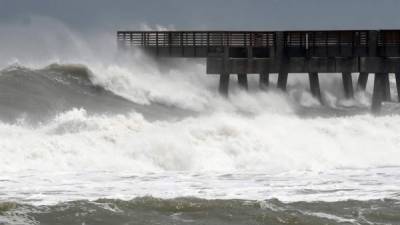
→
(117, 30, 400, 112)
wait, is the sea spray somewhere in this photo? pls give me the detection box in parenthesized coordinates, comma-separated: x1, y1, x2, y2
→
(1, 106, 400, 174)
(1, 11, 400, 225)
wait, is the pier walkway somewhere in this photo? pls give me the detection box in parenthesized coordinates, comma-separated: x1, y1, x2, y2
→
(117, 30, 400, 112)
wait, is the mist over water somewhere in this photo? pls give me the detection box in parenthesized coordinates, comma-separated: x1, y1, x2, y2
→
(1, 17, 400, 225)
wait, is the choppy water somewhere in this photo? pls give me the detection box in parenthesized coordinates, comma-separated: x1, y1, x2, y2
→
(2, 198, 400, 225)
(0, 62, 398, 224)
(1, 26, 400, 224)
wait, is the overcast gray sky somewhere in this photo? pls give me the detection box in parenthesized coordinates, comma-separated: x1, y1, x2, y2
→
(1, 0, 400, 32)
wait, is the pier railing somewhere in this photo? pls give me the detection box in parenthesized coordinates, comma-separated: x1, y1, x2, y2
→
(118, 30, 400, 57)
(117, 31, 276, 47)
(117, 31, 370, 47)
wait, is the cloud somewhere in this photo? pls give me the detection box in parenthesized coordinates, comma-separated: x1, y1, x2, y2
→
(1, 0, 400, 32)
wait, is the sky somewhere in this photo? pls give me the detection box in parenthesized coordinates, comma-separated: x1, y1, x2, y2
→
(1, 0, 400, 32)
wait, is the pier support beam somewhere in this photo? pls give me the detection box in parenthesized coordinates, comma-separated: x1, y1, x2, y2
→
(382, 73, 391, 101)
(396, 74, 400, 102)
(357, 72, 369, 91)
(219, 73, 230, 97)
(342, 72, 354, 99)
(277, 73, 288, 91)
(260, 73, 269, 90)
(372, 73, 385, 113)
(309, 73, 322, 103)
(237, 73, 248, 90)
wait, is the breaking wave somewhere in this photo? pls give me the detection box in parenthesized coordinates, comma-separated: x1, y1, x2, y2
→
(0, 61, 400, 174)
(1, 19, 400, 225)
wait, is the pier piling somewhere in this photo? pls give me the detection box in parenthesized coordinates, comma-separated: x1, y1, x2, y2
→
(396, 74, 400, 102)
(260, 73, 269, 90)
(219, 73, 230, 97)
(238, 73, 248, 90)
(342, 73, 354, 98)
(277, 73, 288, 91)
(357, 72, 369, 91)
(372, 73, 385, 113)
(309, 73, 322, 103)
(382, 73, 391, 101)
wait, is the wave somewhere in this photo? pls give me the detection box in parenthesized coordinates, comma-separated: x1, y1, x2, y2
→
(1, 106, 400, 174)
(1, 17, 400, 222)
(0, 62, 400, 174)
(0, 61, 400, 210)
(0, 64, 130, 122)
(0, 63, 192, 123)
(0, 61, 382, 125)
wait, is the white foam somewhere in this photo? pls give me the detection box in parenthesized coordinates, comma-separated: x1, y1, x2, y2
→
(2, 18, 400, 205)
(1, 108, 400, 174)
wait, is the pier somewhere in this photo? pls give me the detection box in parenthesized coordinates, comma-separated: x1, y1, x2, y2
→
(117, 30, 400, 112)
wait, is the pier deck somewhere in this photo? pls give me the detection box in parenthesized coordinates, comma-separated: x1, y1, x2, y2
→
(118, 30, 400, 112)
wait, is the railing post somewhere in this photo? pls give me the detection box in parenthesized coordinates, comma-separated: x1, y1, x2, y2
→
(207, 32, 210, 54)
(193, 32, 197, 57)
(117, 32, 125, 51)
(156, 32, 159, 56)
(181, 32, 184, 56)
(168, 33, 172, 56)
(368, 30, 378, 57)
(131, 32, 135, 47)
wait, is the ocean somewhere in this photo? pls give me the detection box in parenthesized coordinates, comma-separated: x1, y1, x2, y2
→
(0, 25, 400, 224)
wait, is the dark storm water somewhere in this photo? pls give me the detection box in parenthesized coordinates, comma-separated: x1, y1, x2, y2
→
(1, 198, 400, 225)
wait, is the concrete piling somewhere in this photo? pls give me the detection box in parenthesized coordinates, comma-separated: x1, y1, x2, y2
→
(277, 73, 288, 91)
(382, 73, 391, 101)
(260, 73, 269, 90)
(372, 73, 385, 113)
(342, 73, 354, 99)
(309, 73, 322, 103)
(219, 73, 230, 97)
(238, 73, 248, 90)
(396, 74, 400, 102)
(357, 72, 369, 91)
